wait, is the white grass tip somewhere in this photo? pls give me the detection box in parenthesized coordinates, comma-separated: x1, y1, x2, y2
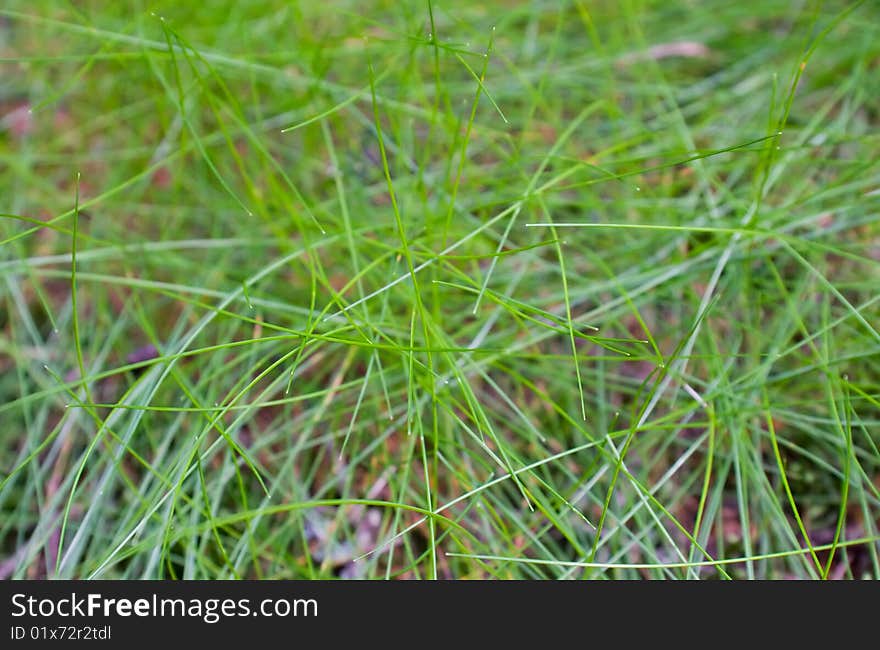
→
(684, 383, 708, 408)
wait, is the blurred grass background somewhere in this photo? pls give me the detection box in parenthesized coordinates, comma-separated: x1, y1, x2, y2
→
(1, 0, 878, 579)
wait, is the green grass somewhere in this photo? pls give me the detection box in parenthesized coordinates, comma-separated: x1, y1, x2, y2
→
(1, 0, 878, 580)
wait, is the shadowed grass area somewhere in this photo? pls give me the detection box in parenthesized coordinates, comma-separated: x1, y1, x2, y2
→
(1, 0, 878, 579)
